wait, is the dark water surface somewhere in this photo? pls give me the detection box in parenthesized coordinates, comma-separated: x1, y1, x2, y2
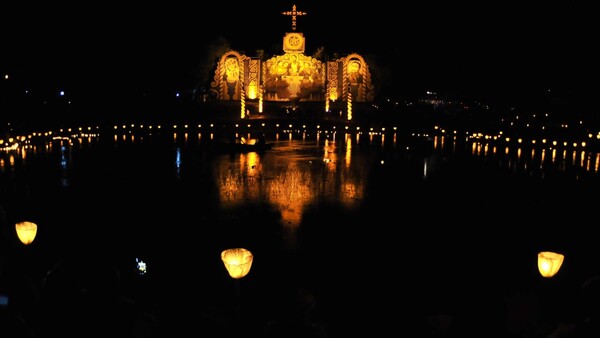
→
(2, 128, 600, 336)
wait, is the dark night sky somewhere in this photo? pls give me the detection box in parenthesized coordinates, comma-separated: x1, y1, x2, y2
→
(2, 1, 597, 107)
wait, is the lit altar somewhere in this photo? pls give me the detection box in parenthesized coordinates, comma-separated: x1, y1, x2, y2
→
(209, 4, 374, 118)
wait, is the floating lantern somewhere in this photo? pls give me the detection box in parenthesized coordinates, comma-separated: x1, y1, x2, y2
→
(221, 248, 253, 279)
(15, 221, 37, 245)
(538, 251, 564, 278)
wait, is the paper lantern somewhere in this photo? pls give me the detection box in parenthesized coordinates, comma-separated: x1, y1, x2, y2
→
(15, 221, 38, 245)
(538, 251, 564, 278)
(221, 248, 253, 279)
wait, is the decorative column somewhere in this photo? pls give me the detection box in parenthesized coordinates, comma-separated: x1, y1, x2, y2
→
(240, 61, 246, 119)
(347, 86, 353, 121)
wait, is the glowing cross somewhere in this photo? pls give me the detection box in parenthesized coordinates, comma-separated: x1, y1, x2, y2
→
(282, 4, 306, 31)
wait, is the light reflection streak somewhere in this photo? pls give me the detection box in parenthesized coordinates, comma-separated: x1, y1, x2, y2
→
(5, 126, 600, 240)
(211, 137, 368, 250)
(463, 138, 600, 179)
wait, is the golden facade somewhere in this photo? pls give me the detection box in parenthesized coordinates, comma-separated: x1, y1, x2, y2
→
(209, 5, 374, 114)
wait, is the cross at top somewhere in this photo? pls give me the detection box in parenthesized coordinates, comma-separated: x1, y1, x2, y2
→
(282, 4, 306, 31)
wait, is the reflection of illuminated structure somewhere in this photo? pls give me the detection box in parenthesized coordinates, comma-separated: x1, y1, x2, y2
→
(213, 136, 367, 249)
(214, 143, 367, 223)
(209, 4, 374, 119)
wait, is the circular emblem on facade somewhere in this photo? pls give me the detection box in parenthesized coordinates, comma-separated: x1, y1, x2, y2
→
(284, 33, 304, 51)
(289, 35, 300, 47)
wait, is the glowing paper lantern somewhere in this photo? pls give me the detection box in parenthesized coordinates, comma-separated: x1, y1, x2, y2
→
(15, 221, 38, 245)
(221, 248, 253, 279)
(538, 251, 564, 278)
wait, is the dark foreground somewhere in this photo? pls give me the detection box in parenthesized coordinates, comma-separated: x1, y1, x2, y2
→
(1, 127, 600, 337)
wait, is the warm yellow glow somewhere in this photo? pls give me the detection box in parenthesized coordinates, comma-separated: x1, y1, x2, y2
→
(347, 94, 352, 120)
(241, 88, 246, 119)
(221, 248, 253, 279)
(15, 221, 38, 245)
(538, 251, 564, 278)
(329, 91, 338, 101)
(248, 85, 258, 99)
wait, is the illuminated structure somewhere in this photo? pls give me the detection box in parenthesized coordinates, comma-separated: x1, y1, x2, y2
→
(209, 4, 374, 119)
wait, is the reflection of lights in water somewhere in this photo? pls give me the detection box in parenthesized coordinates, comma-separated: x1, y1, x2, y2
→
(214, 140, 367, 250)
(0, 154, 16, 172)
(434, 135, 441, 150)
(541, 149, 546, 170)
(323, 139, 337, 170)
(175, 147, 182, 180)
(175, 148, 182, 167)
(467, 137, 600, 178)
(217, 153, 264, 204)
(60, 146, 68, 168)
(344, 134, 353, 168)
(60, 144, 71, 187)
